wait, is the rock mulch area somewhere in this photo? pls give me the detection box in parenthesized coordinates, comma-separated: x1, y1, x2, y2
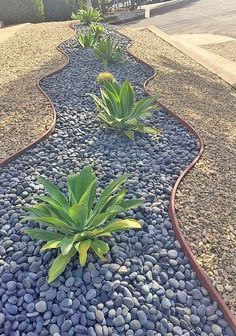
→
(118, 27, 236, 315)
(0, 25, 233, 335)
(201, 40, 236, 62)
(0, 22, 74, 162)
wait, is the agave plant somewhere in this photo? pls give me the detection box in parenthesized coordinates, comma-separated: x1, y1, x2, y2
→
(22, 166, 142, 283)
(94, 36, 122, 66)
(89, 23, 105, 39)
(88, 77, 160, 140)
(73, 31, 98, 48)
(72, 7, 102, 25)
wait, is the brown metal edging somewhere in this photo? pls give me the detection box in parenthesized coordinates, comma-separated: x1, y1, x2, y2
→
(119, 31, 236, 332)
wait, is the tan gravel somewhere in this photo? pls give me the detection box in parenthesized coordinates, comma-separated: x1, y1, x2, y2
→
(119, 27, 236, 314)
(202, 40, 236, 62)
(0, 22, 74, 162)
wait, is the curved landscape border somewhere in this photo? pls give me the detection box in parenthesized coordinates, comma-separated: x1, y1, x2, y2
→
(0, 22, 235, 331)
(122, 36, 236, 330)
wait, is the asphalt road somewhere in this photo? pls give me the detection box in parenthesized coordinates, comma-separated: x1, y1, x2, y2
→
(123, 0, 236, 38)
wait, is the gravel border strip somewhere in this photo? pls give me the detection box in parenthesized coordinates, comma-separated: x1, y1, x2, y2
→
(0, 22, 73, 163)
(0, 44, 69, 168)
(118, 29, 236, 332)
(202, 40, 236, 63)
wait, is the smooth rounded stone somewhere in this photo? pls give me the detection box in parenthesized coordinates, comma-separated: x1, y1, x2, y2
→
(87, 326, 96, 336)
(65, 277, 75, 287)
(130, 320, 141, 331)
(24, 293, 34, 303)
(86, 289, 97, 301)
(57, 290, 66, 301)
(197, 304, 206, 316)
(141, 285, 150, 295)
(95, 310, 104, 323)
(29, 262, 40, 273)
(185, 281, 194, 291)
(169, 278, 179, 289)
(161, 298, 172, 310)
(61, 298, 72, 308)
(45, 289, 57, 301)
(0, 246, 6, 255)
(76, 325, 88, 334)
(175, 271, 185, 280)
(5, 303, 18, 315)
(190, 315, 200, 325)
(118, 266, 128, 275)
(94, 324, 103, 336)
(159, 272, 168, 283)
(123, 297, 134, 309)
(166, 289, 175, 299)
(35, 301, 47, 313)
(211, 324, 222, 336)
(176, 291, 187, 304)
(137, 311, 148, 325)
(144, 255, 157, 264)
(206, 304, 217, 316)
(49, 324, 60, 335)
(108, 309, 116, 318)
(0, 312, 6, 324)
(172, 326, 183, 335)
(167, 250, 178, 259)
(61, 320, 72, 332)
(102, 282, 112, 292)
(169, 316, 180, 326)
(113, 315, 125, 327)
(87, 311, 96, 320)
(12, 251, 24, 261)
(7, 281, 17, 291)
(2, 273, 14, 282)
(192, 289, 203, 300)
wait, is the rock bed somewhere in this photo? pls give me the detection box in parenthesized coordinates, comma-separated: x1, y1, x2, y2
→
(0, 25, 234, 336)
(119, 27, 236, 316)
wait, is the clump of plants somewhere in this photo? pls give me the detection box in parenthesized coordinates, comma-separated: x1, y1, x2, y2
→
(97, 72, 115, 85)
(72, 23, 105, 48)
(89, 76, 160, 140)
(72, 6, 102, 24)
(94, 36, 122, 66)
(89, 23, 105, 39)
(22, 166, 142, 283)
(74, 30, 99, 48)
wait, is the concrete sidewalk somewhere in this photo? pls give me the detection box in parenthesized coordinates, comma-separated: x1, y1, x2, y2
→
(123, 0, 236, 39)
(148, 26, 236, 88)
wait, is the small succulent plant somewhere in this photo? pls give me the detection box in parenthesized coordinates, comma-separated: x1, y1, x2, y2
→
(97, 72, 115, 85)
(89, 76, 160, 140)
(94, 36, 122, 66)
(22, 166, 142, 283)
(72, 7, 102, 25)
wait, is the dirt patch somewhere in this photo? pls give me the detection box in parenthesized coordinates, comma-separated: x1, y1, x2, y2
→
(0, 22, 74, 162)
(202, 40, 236, 62)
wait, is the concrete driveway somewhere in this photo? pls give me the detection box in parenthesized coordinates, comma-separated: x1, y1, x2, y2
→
(123, 0, 236, 38)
